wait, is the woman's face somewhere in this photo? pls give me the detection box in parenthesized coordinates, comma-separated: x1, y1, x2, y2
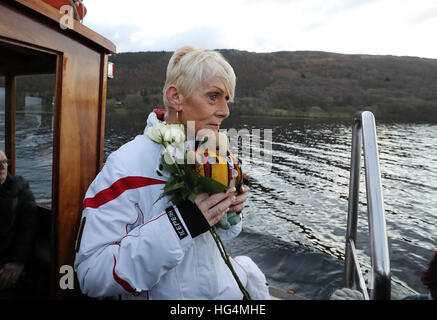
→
(0, 151, 8, 182)
(179, 77, 230, 134)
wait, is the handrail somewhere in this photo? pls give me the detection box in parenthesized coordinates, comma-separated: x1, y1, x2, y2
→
(343, 111, 391, 300)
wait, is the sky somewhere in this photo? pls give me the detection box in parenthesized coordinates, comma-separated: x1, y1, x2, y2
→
(82, 0, 437, 59)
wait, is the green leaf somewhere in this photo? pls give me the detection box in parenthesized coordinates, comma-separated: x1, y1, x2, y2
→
(197, 176, 228, 194)
(163, 175, 177, 190)
(188, 192, 197, 203)
(160, 155, 178, 174)
(200, 136, 209, 146)
(179, 187, 191, 200)
(154, 154, 229, 207)
(153, 191, 168, 204)
(163, 181, 185, 193)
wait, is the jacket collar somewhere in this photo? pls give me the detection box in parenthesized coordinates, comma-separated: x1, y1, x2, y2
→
(143, 110, 162, 136)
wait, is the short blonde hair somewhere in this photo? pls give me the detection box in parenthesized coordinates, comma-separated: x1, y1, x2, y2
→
(163, 46, 236, 107)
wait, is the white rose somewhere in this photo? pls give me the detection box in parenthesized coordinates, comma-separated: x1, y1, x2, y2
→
(147, 122, 185, 157)
(163, 124, 185, 145)
(146, 122, 166, 144)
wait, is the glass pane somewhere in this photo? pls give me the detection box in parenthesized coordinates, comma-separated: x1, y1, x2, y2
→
(0, 74, 55, 204)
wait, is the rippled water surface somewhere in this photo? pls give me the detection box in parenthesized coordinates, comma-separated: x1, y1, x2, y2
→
(223, 116, 436, 299)
(1, 112, 436, 299)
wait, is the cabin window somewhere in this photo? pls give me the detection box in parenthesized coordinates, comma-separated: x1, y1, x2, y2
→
(0, 75, 55, 204)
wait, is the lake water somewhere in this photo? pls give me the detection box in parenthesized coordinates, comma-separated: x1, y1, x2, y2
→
(1, 112, 436, 299)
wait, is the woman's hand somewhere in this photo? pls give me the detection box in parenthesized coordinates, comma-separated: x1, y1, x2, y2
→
(195, 187, 236, 227)
(229, 184, 249, 213)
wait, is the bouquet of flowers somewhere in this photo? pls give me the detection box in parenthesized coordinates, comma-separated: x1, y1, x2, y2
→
(146, 121, 251, 300)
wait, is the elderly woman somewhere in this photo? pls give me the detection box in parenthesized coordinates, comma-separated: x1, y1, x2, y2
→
(0, 149, 38, 298)
(74, 46, 269, 300)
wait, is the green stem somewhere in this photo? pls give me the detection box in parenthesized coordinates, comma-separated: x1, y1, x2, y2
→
(209, 228, 252, 300)
(163, 143, 184, 177)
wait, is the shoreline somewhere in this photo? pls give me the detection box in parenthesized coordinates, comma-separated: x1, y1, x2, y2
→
(234, 111, 353, 121)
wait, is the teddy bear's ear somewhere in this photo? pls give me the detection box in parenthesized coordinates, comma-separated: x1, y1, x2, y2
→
(216, 131, 229, 157)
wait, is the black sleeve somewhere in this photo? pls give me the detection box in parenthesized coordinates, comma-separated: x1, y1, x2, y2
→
(176, 200, 211, 238)
(9, 180, 38, 263)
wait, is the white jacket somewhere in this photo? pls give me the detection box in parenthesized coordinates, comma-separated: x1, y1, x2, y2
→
(74, 112, 269, 300)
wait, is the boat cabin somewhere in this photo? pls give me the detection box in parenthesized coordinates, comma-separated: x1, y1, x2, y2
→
(0, 0, 115, 299)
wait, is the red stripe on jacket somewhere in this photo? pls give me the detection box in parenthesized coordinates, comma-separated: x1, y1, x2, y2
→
(112, 255, 135, 293)
(83, 176, 166, 209)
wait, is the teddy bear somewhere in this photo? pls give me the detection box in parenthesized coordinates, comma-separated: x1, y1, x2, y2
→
(194, 130, 247, 229)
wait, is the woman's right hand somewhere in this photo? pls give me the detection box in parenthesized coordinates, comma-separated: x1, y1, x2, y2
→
(194, 187, 236, 227)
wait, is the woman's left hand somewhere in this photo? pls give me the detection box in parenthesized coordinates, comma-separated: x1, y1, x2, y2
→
(228, 184, 249, 213)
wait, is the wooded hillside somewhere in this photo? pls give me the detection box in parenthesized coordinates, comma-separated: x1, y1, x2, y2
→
(2, 50, 437, 122)
(106, 50, 437, 122)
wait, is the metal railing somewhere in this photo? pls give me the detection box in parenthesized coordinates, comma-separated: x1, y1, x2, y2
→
(343, 111, 391, 300)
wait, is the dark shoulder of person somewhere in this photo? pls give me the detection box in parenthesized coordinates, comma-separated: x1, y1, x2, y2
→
(7, 174, 35, 201)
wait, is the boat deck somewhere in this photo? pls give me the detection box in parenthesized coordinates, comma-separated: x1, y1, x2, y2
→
(269, 286, 309, 300)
